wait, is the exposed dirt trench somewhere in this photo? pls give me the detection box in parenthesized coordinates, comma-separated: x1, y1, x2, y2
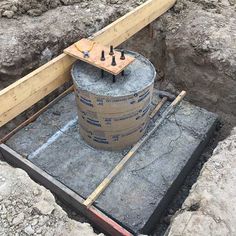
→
(0, 0, 236, 235)
(123, 0, 236, 140)
(122, 2, 236, 232)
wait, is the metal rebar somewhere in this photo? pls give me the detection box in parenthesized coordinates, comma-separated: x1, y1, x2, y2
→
(112, 75, 116, 83)
(101, 70, 104, 78)
(109, 45, 114, 56)
(120, 50, 125, 60)
(101, 50, 105, 61)
(111, 56, 117, 66)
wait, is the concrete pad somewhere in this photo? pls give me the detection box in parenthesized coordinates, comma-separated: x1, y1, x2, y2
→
(6, 91, 218, 234)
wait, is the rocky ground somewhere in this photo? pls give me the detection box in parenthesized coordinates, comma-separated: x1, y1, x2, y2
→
(0, 159, 103, 236)
(161, 0, 236, 118)
(167, 127, 236, 236)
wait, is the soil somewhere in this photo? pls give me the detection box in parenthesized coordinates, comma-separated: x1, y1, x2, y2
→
(0, 160, 104, 236)
(167, 127, 236, 236)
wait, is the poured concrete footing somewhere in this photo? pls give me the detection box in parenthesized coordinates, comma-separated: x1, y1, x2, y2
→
(6, 91, 218, 234)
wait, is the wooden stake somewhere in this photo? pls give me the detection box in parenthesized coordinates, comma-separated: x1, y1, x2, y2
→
(83, 91, 187, 207)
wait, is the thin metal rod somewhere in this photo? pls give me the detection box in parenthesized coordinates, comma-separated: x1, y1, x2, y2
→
(112, 75, 116, 83)
(101, 70, 104, 78)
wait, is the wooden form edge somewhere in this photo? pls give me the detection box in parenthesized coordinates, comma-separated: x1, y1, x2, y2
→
(0, 143, 133, 236)
(0, 0, 176, 128)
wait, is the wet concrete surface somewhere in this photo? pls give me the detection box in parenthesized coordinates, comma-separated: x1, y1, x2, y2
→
(6, 91, 218, 234)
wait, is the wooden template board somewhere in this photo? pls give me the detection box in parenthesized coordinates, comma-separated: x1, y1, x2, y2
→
(64, 39, 135, 75)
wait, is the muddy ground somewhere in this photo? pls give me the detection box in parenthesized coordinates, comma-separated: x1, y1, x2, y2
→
(0, 0, 236, 235)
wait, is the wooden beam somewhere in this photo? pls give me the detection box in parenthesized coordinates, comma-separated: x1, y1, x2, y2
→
(0, 54, 74, 127)
(150, 97, 168, 119)
(0, 86, 74, 143)
(0, 0, 176, 128)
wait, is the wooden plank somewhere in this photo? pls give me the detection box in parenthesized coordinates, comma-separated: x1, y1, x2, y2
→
(83, 91, 186, 207)
(0, 54, 74, 127)
(0, 0, 175, 128)
(0, 144, 133, 236)
(64, 39, 135, 75)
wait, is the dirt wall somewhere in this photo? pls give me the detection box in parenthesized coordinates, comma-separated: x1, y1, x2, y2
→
(124, 0, 236, 120)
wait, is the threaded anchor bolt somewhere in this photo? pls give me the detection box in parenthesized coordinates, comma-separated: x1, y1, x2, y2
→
(101, 69, 104, 78)
(101, 50, 105, 61)
(109, 45, 114, 56)
(113, 75, 116, 83)
(120, 50, 125, 60)
(111, 56, 117, 66)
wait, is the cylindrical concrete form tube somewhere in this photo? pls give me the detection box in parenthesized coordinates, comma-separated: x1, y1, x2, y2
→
(72, 51, 156, 150)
